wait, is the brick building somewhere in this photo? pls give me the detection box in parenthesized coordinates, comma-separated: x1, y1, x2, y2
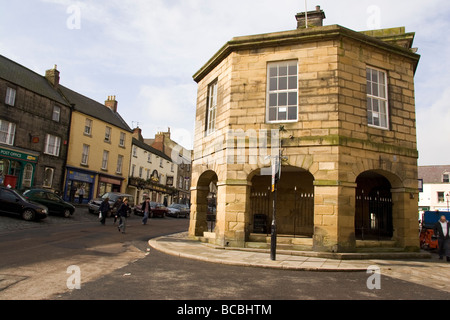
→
(189, 8, 421, 252)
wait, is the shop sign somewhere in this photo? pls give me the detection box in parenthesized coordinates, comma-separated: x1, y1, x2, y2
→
(0, 147, 38, 163)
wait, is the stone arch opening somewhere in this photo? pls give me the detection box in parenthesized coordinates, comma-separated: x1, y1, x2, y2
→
(189, 170, 218, 237)
(355, 171, 396, 240)
(249, 166, 315, 237)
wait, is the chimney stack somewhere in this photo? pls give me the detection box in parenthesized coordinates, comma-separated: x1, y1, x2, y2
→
(132, 127, 144, 142)
(45, 65, 60, 88)
(296, 5, 326, 29)
(105, 95, 118, 112)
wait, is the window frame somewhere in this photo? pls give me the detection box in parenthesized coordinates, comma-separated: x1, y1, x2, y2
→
(44, 134, 61, 157)
(84, 118, 93, 136)
(5, 87, 16, 106)
(43, 167, 54, 188)
(205, 79, 218, 136)
(81, 144, 90, 166)
(116, 155, 124, 174)
(119, 132, 126, 147)
(367, 66, 390, 130)
(105, 126, 112, 143)
(101, 150, 109, 170)
(266, 60, 299, 124)
(52, 106, 61, 122)
(0, 119, 16, 146)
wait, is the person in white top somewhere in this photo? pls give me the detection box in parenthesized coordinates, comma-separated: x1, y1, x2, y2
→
(434, 215, 450, 261)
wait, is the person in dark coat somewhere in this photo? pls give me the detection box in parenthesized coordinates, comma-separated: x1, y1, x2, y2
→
(141, 197, 151, 225)
(99, 197, 110, 225)
(117, 198, 130, 234)
(433, 215, 450, 261)
(112, 197, 123, 225)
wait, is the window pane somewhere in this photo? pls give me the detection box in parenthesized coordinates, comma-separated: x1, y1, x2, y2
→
(278, 93, 287, 106)
(279, 66, 287, 76)
(269, 108, 277, 121)
(372, 71, 378, 83)
(269, 94, 277, 107)
(288, 76, 297, 90)
(288, 92, 297, 106)
(288, 65, 297, 76)
(269, 67, 278, 77)
(288, 107, 297, 120)
(270, 78, 278, 91)
(372, 99, 379, 112)
(278, 108, 287, 121)
(278, 77, 287, 90)
(372, 83, 379, 97)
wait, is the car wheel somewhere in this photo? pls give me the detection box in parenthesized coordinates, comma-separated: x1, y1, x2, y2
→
(63, 209, 71, 218)
(22, 209, 35, 221)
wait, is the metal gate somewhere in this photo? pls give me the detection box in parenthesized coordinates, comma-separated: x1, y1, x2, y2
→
(355, 188, 393, 240)
(250, 190, 314, 237)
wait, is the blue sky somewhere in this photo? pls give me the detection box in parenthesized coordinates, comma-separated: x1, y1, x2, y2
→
(0, 0, 449, 166)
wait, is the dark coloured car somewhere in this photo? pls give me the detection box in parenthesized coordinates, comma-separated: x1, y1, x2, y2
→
(23, 189, 75, 218)
(166, 203, 190, 219)
(0, 186, 48, 221)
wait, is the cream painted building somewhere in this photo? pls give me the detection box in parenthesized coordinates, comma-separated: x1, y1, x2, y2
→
(189, 7, 421, 253)
(126, 128, 177, 205)
(61, 91, 132, 203)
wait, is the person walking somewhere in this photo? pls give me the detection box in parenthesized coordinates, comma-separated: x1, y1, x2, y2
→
(141, 197, 151, 225)
(78, 185, 86, 204)
(99, 197, 110, 225)
(113, 197, 123, 225)
(433, 215, 450, 261)
(117, 198, 130, 234)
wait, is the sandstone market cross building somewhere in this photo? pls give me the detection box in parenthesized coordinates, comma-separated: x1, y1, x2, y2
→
(189, 7, 421, 253)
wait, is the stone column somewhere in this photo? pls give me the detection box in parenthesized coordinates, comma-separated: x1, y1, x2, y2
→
(188, 186, 210, 237)
(313, 181, 357, 252)
(214, 180, 251, 248)
(391, 188, 420, 251)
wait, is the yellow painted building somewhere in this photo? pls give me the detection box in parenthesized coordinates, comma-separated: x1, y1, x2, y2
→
(60, 88, 132, 203)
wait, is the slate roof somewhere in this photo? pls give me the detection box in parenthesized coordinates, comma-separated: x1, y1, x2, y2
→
(418, 166, 450, 184)
(0, 55, 68, 105)
(59, 85, 132, 132)
(132, 137, 172, 162)
(0, 54, 132, 133)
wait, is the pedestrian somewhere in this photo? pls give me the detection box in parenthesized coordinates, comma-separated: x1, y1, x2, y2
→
(113, 197, 123, 225)
(433, 215, 450, 261)
(70, 184, 77, 203)
(141, 197, 151, 225)
(78, 185, 86, 204)
(117, 198, 130, 234)
(99, 197, 110, 225)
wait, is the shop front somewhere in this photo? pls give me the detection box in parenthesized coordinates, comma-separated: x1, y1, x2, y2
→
(0, 146, 39, 190)
(98, 174, 124, 197)
(63, 167, 96, 204)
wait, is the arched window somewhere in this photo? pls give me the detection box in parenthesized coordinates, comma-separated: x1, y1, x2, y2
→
(43, 167, 54, 188)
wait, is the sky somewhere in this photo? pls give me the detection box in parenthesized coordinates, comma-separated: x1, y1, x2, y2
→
(0, 0, 449, 166)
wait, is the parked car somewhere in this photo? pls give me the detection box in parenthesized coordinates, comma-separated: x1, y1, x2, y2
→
(88, 192, 135, 217)
(23, 189, 75, 218)
(0, 186, 48, 221)
(166, 203, 190, 219)
(134, 201, 168, 218)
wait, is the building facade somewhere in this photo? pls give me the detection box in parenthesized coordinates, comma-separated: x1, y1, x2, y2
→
(147, 129, 193, 205)
(189, 8, 421, 252)
(61, 90, 133, 203)
(419, 165, 450, 213)
(126, 128, 178, 205)
(0, 56, 71, 192)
